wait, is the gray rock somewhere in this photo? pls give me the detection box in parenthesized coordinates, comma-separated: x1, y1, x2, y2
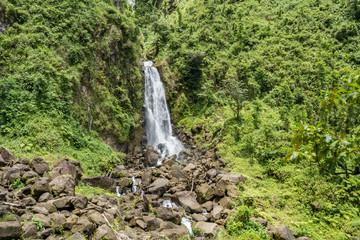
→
(156, 207, 181, 224)
(192, 213, 207, 222)
(0, 146, 16, 167)
(211, 205, 223, 220)
(175, 191, 202, 213)
(22, 197, 36, 206)
(160, 227, 188, 239)
(196, 184, 215, 203)
(93, 224, 117, 240)
(87, 210, 106, 225)
(275, 225, 293, 240)
(147, 178, 168, 196)
(219, 173, 246, 184)
(194, 222, 224, 238)
(226, 184, 239, 198)
(22, 222, 37, 239)
(50, 159, 82, 183)
(145, 146, 159, 167)
(71, 195, 88, 209)
(170, 165, 185, 179)
(49, 212, 67, 229)
(49, 175, 75, 196)
(38, 192, 52, 202)
(32, 213, 51, 228)
(71, 217, 95, 234)
(143, 216, 160, 231)
(297, 237, 311, 240)
(82, 176, 115, 191)
(0, 221, 22, 239)
(31, 156, 49, 175)
(69, 232, 86, 240)
(219, 197, 235, 209)
(31, 178, 50, 197)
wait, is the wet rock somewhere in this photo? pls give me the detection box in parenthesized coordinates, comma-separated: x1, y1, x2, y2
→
(93, 224, 117, 240)
(157, 207, 181, 224)
(219, 174, 246, 185)
(31, 178, 50, 197)
(82, 176, 115, 191)
(0, 146, 16, 167)
(175, 191, 202, 213)
(145, 146, 158, 167)
(50, 175, 75, 196)
(194, 222, 224, 238)
(147, 178, 168, 196)
(274, 225, 293, 240)
(31, 156, 49, 175)
(196, 184, 215, 203)
(22, 222, 38, 239)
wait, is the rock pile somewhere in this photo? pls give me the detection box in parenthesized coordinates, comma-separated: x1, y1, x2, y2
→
(0, 145, 309, 240)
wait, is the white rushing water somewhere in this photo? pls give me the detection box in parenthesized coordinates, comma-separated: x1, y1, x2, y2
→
(143, 61, 184, 161)
(131, 176, 137, 193)
(161, 199, 193, 234)
(127, 0, 135, 13)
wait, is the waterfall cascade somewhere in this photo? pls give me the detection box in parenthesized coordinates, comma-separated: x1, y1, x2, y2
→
(143, 61, 184, 160)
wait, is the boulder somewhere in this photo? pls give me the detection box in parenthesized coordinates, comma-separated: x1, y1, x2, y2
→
(170, 165, 185, 179)
(226, 184, 239, 198)
(30, 156, 49, 175)
(87, 210, 106, 225)
(0, 146, 15, 167)
(274, 225, 293, 240)
(116, 177, 133, 192)
(32, 213, 51, 227)
(211, 205, 223, 220)
(145, 146, 159, 167)
(31, 178, 50, 197)
(175, 191, 202, 213)
(147, 178, 168, 196)
(23, 171, 39, 180)
(82, 176, 115, 191)
(50, 159, 82, 182)
(51, 196, 73, 210)
(21, 197, 36, 206)
(250, 217, 268, 227)
(196, 184, 215, 203)
(141, 170, 152, 187)
(297, 237, 311, 240)
(192, 213, 207, 222)
(68, 232, 86, 240)
(160, 227, 188, 239)
(49, 175, 75, 196)
(38, 192, 52, 202)
(219, 174, 246, 185)
(143, 216, 160, 231)
(71, 195, 88, 209)
(0, 221, 22, 239)
(202, 201, 213, 212)
(49, 212, 67, 229)
(32, 206, 49, 215)
(22, 222, 38, 239)
(219, 197, 235, 209)
(156, 207, 181, 224)
(194, 222, 224, 238)
(71, 217, 95, 234)
(93, 224, 117, 240)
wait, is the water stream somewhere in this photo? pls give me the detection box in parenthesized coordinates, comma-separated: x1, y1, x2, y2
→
(143, 61, 184, 161)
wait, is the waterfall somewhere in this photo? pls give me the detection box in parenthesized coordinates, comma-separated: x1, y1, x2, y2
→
(143, 61, 184, 160)
(127, 0, 135, 13)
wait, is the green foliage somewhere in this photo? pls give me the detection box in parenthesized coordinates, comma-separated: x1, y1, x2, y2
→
(12, 178, 25, 190)
(0, 0, 143, 159)
(225, 206, 269, 240)
(31, 217, 44, 231)
(0, 213, 16, 222)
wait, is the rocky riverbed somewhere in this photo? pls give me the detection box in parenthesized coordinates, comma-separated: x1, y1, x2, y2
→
(0, 145, 309, 240)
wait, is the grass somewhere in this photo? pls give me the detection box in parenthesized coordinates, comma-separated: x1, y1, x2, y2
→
(0, 213, 16, 222)
(75, 182, 118, 198)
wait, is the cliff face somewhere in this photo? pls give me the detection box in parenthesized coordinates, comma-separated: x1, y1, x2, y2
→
(0, 0, 144, 150)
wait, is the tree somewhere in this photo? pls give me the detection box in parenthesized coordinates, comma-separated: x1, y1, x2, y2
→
(287, 72, 360, 177)
(224, 77, 248, 121)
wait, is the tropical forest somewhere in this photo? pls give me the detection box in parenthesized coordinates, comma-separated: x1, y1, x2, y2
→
(0, 0, 359, 239)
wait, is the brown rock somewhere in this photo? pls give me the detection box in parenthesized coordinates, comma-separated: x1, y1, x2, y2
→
(219, 197, 235, 209)
(297, 237, 311, 240)
(87, 210, 106, 225)
(226, 184, 239, 198)
(143, 216, 160, 231)
(82, 176, 115, 191)
(157, 207, 181, 224)
(160, 227, 188, 239)
(275, 225, 293, 240)
(93, 224, 117, 240)
(192, 213, 207, 222)
(0, 146, 16, 167)
(196, 184, 215, 203)
(219, 174, 246, 184)
(211, 205, 223, 220)
(170, 165, 185, 179)
(194, 222, 224, 237)
(31, 156, 49, 175)
(0, 221, 22, 239)
(31, 178, 50, 197)
(145, 146, 159, 167)
(50, 159, 82, 183)
(147, 178, 168, 196)
(175, 191, 202, 213)
(72, 217, 95, 234)
(50, 175, 75, 196)
(22, 222, 37, 239)
(71, 195, 88, 209)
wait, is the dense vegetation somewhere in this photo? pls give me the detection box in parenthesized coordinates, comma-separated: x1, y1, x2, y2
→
(0, 0, 143, 175)
(135, 0, 360, 239)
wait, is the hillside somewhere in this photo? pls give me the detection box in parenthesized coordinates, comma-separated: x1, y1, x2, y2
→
(0, 0, 359, 239)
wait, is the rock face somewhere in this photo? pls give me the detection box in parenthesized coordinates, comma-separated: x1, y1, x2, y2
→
(145, 146, 159, 167)
(175, 191, 202, 213)
(0, 221, 22, 239)
(157, 207, 181, 224)
(50, 159, 82, 182)
(0, 146, 15, 166)
(82, 176, 115, 191)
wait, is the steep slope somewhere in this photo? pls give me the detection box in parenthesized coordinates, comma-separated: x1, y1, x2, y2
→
(0, 0, 143, 174)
